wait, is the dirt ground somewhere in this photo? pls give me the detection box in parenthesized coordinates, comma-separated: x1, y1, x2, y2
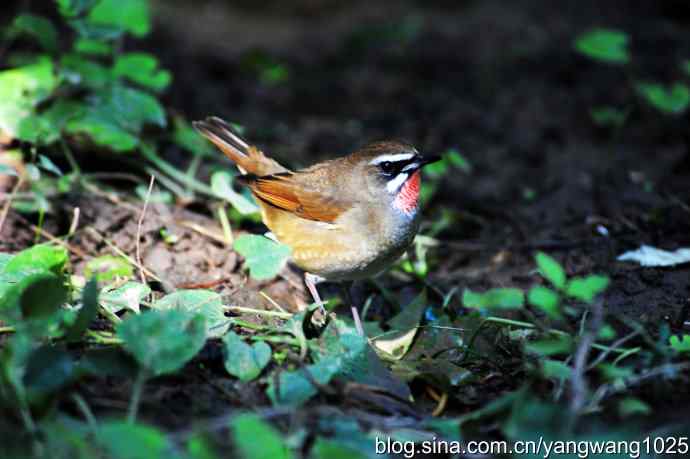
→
(2, 0, 689, 438)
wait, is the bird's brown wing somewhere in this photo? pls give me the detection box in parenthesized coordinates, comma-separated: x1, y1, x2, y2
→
(242, 172, 352, 224)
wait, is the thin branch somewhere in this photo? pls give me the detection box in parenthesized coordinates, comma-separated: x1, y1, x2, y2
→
(0, 175, 24, 234)
(568, 298, 604, 424)
(136, 175, 155, 284)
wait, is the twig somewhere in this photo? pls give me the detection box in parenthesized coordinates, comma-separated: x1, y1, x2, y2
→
(225, 305, 292, 319)
(13, 213, 88, 259)
(586, 330, 641, 370)
(136, 175, 155, 284)
(127, 370, 147, 424)
(568, 298, 604, 426)
(71, 393, 98, 433)
(177, 219, 228, 245)
(67, 207, 80, 237)
(588, 362, 690, 410)
(85, 227, 168, 288)
(0, 175, 23, 234)
(217, 205, 234, 246)
(259, 291, 288, 314)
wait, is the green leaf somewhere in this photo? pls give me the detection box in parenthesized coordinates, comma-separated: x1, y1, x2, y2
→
(462, 287, 524, 311)
(318, 319, 410, 400)
(618, 397, 651, 417)
(17, 272, 68, 319)
(38, 154, 63, 176)
(266, 358, 340, 406)
(222, 331, 272, 382)
(97, 421, 169, 459)
(87, 0, 150, 37)
(16, 99, 84, 145)
(540, 359, 572, 379)
(535, 252, 566, 290)
(152, 289, 228, 338)
(231, 414, 293, 459)
(374, 291, 427, 359)
(84, 255, 133, 282)
(65, 85, 166, 152)
(60, 53, 112, 89)
(234, 235, 291, 280)
(74, 38, 112, 55)
(118, 309, 207, 376)
(187, 435, 220, 459)
(669, 335, 690, 353)
(527, 285, 561, 319)
(211, 171, 260, 215)
(635, 82, 690, 114)
(65, 278, 99, 341)
(0, 56, 58, 139)
(10, 14, 58, 52)
(113, 53, 171, 92)
(574, 28, 629, 64)
(4, 244, 68, 275)
(56, 0, 99, 18)
(590, 106, 627, 127)
(100, 281, 150, 314)
(597, 363, 634, 381)
(524, 335, 573, 356)
(565, 275, 609, 303)
(23, 345, 76, 401)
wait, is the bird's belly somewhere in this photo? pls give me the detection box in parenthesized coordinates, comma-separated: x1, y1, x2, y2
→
(287, 209, 420, 282)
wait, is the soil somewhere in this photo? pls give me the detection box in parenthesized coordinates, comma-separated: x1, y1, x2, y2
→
(1, 0, 689, 441)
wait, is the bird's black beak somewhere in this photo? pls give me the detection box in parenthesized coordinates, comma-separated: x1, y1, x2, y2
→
(403, 155, 442, 172)
(419, 155, 442, 167)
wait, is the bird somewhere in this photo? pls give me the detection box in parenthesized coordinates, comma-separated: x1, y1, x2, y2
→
(193, 116, 440, 335)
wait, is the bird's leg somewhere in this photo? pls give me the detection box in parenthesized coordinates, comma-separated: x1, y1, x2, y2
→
(340, 281, 364, 336)
(304, 272, 327, 315)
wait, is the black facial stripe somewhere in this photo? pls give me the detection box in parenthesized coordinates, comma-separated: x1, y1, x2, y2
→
(378, 157, 417, 176)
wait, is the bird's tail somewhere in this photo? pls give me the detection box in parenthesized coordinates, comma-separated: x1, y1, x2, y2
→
(193, 117, 286, 176)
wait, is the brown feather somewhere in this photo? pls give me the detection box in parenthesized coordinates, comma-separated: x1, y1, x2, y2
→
(245, 173, 351, 223)
(193, 117, 286, 176)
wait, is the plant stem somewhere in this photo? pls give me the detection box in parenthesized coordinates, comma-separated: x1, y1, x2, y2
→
(217, 205, 233, 246)
(144, 166, 190, 200)
(85, 329, 122, 345)
(0, 326, 16, 334)
(232, 318, 281, 332)
(185, 154, 202, 196)
(466, 316, 639, 356)
(72, 393, 98, 432)
(225, 305, 292, 319)
(141, 145, 217, 198)
(127, 370, 147, 424)
(61, 139, 81, 175)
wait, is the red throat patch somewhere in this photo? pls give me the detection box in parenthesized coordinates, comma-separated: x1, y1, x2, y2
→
(393, 170, 421, 215)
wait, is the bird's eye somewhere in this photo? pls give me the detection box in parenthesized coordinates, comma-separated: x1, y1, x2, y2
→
(379, 161, 395, 174)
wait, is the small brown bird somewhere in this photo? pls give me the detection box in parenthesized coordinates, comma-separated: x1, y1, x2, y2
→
(194, 117, 440, 334)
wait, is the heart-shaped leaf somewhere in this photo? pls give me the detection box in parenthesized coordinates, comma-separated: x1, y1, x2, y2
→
(152, 289, 228, 338)
(100, 281, 150, 314)
(117, 309, 207, 376)
(222, 331, 271, 382)
(234, 235, 291, 280)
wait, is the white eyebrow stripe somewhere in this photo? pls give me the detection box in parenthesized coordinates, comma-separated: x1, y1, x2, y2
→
(386, 172, 408, 193)
(369, 153, 415, 165)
